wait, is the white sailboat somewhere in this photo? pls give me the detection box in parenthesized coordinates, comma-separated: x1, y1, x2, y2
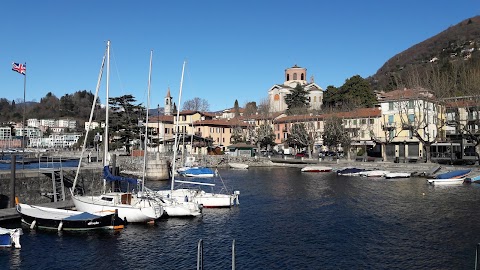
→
(71, 40, 163, 223)
(141, 52, 201, 217)
(154, 61, 240, 208)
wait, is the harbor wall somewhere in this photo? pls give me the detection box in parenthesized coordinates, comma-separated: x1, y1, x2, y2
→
(0, 167, 104, 209)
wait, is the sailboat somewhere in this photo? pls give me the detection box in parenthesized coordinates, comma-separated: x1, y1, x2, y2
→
(154, 61, 240, 208)
(141, 51, 201, 217)
(71, 40, 163, 223)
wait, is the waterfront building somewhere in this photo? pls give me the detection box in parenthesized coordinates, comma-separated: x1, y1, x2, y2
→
(268, 65, 323, 113)
(192, 118, 250, 153)
(146, 115, 174, 153)
(376, 88, 443, 162)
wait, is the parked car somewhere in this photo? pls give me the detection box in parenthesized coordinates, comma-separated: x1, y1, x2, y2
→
(295, 152, 307, 159)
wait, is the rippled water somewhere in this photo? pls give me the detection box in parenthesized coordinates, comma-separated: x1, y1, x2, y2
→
(1, 167, 480, 269)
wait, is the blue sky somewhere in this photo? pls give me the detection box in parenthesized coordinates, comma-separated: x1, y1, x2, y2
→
(1, 1, 478, 112)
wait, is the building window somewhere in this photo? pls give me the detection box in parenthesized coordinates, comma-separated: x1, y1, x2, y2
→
(301, 73, 304, 80)
(293, 73, 297, 80)
(369, 119, 374, 125)
(274, 94, 280, 101)
(361, 119, 366, 125)
(408, 114, 415, 123)
(286, 74, 290, 81)
(388, 115, 394, 123)
(408, 100, 414, 109)
(389, 102, 394, 110)
(353, 119, 357, 125)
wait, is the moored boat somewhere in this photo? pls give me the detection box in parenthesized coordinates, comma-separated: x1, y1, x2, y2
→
(301, 166, 332, 172)
(228, 163, 249, 169)
(336, 167, 368, 176)
(384, 172, 411, 179)
(16, 202, 124, 231)
(359, 170, 390, 177)
(181, 167, 215, 178)
(0, 227, 22, 248)
(427, 169, 471, 185)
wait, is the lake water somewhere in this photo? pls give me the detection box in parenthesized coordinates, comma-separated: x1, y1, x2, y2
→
(1, 166, 480, 269)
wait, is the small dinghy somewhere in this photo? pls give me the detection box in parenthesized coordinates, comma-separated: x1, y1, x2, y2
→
(228, 163, 249, 169)
(427, 169, 471, 185)
(0, 227, 22, 248)
(385, 172, 411, 179)
(359, 170, 390, 177)
(336, 167, 368, 176)
(301, 166, 332, 172)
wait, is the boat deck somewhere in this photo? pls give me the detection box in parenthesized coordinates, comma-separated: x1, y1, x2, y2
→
(0, 200, 74, 222)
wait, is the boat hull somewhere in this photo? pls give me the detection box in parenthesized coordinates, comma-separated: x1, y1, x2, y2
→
(228, 163, 249, 169)
(16, 204, 124, 231)
(427, 178, 466, 185)
(72, 194, 163, 223)
(360, 170, 390, 177)
(156, 189, 237, 208)
(385, 172, 411, 179)
(301, 166, 332, 172)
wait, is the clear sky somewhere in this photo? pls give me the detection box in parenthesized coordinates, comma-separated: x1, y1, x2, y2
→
(1, 1, 479, 112)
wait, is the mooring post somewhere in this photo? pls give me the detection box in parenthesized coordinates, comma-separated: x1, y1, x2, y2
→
(10, 155, 16, 208)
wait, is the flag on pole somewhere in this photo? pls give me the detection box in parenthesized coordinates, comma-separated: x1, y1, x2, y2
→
(12, 62, 26, 75)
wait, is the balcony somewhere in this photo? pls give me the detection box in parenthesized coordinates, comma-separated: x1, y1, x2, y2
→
(382, 122, 396, 130)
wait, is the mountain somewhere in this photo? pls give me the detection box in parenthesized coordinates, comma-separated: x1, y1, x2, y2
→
(370, 16, 480, 92)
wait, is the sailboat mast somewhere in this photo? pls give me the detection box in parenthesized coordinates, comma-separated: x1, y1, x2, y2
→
(170, 60, 186, 193)
(142, 50, 153, 192)
(104, 40, 110, 167)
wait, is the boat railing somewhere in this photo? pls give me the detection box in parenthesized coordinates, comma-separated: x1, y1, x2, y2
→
(197, 239, 236, 270)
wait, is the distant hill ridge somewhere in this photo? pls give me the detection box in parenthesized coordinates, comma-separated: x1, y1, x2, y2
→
(370, 16, 480, 91)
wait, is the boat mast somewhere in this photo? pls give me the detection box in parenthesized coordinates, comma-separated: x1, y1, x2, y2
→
(170, 60, 186, 193)
(104, 40, 110, 168)
(102, 40, 110, 194)
(142, 50, 153, 193)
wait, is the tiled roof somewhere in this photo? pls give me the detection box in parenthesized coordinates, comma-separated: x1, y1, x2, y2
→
(274, 108, 381, 123)
(376, 88, 434, 101)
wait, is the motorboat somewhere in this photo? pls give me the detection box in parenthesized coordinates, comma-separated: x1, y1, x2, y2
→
(336, 167, 368, 176)
(0, 227, 22, 248)
(181, 167, 216, 178)
(384, 172, 411, 179)
(301, 166, 332, 172)
(359, 170, 390, 177)
(228, 163, 249, 169)
(427, 169, 471, 185)
(16, 202, 124, 231)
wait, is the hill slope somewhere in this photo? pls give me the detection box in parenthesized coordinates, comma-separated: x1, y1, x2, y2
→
(370, 16, 480, 92)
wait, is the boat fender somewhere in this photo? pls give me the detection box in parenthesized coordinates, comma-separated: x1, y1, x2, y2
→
(58, 221, 63, 231)
(30, 220, 37, 230)
(11, 229, 21, 249)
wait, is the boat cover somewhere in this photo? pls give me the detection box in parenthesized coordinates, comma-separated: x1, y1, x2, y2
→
(436, 169, 471, 179)
(103, 166, 138, 185)
(63, 212, 102, 221)
(183, 167, 215, 175)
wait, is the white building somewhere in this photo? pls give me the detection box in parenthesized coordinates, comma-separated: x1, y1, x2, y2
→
(0, 127, 12, 140)
(85, 121, 104, 131)
(57, 119, 77, 129)
(27, 118, 40, 128)
(40, 119, 56, 127)
(268, 65, 323, 113)
(29, 133, 82, 148)
(14, 127, 42, 139)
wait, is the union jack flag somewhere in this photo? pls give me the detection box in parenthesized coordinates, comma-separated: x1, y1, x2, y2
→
(12, 62, 26, 75)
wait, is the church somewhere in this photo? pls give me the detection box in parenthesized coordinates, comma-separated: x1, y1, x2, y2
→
(268, 65, 323, 113)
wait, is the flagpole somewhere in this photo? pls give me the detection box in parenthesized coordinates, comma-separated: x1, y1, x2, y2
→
(22, 62, 26, 169)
